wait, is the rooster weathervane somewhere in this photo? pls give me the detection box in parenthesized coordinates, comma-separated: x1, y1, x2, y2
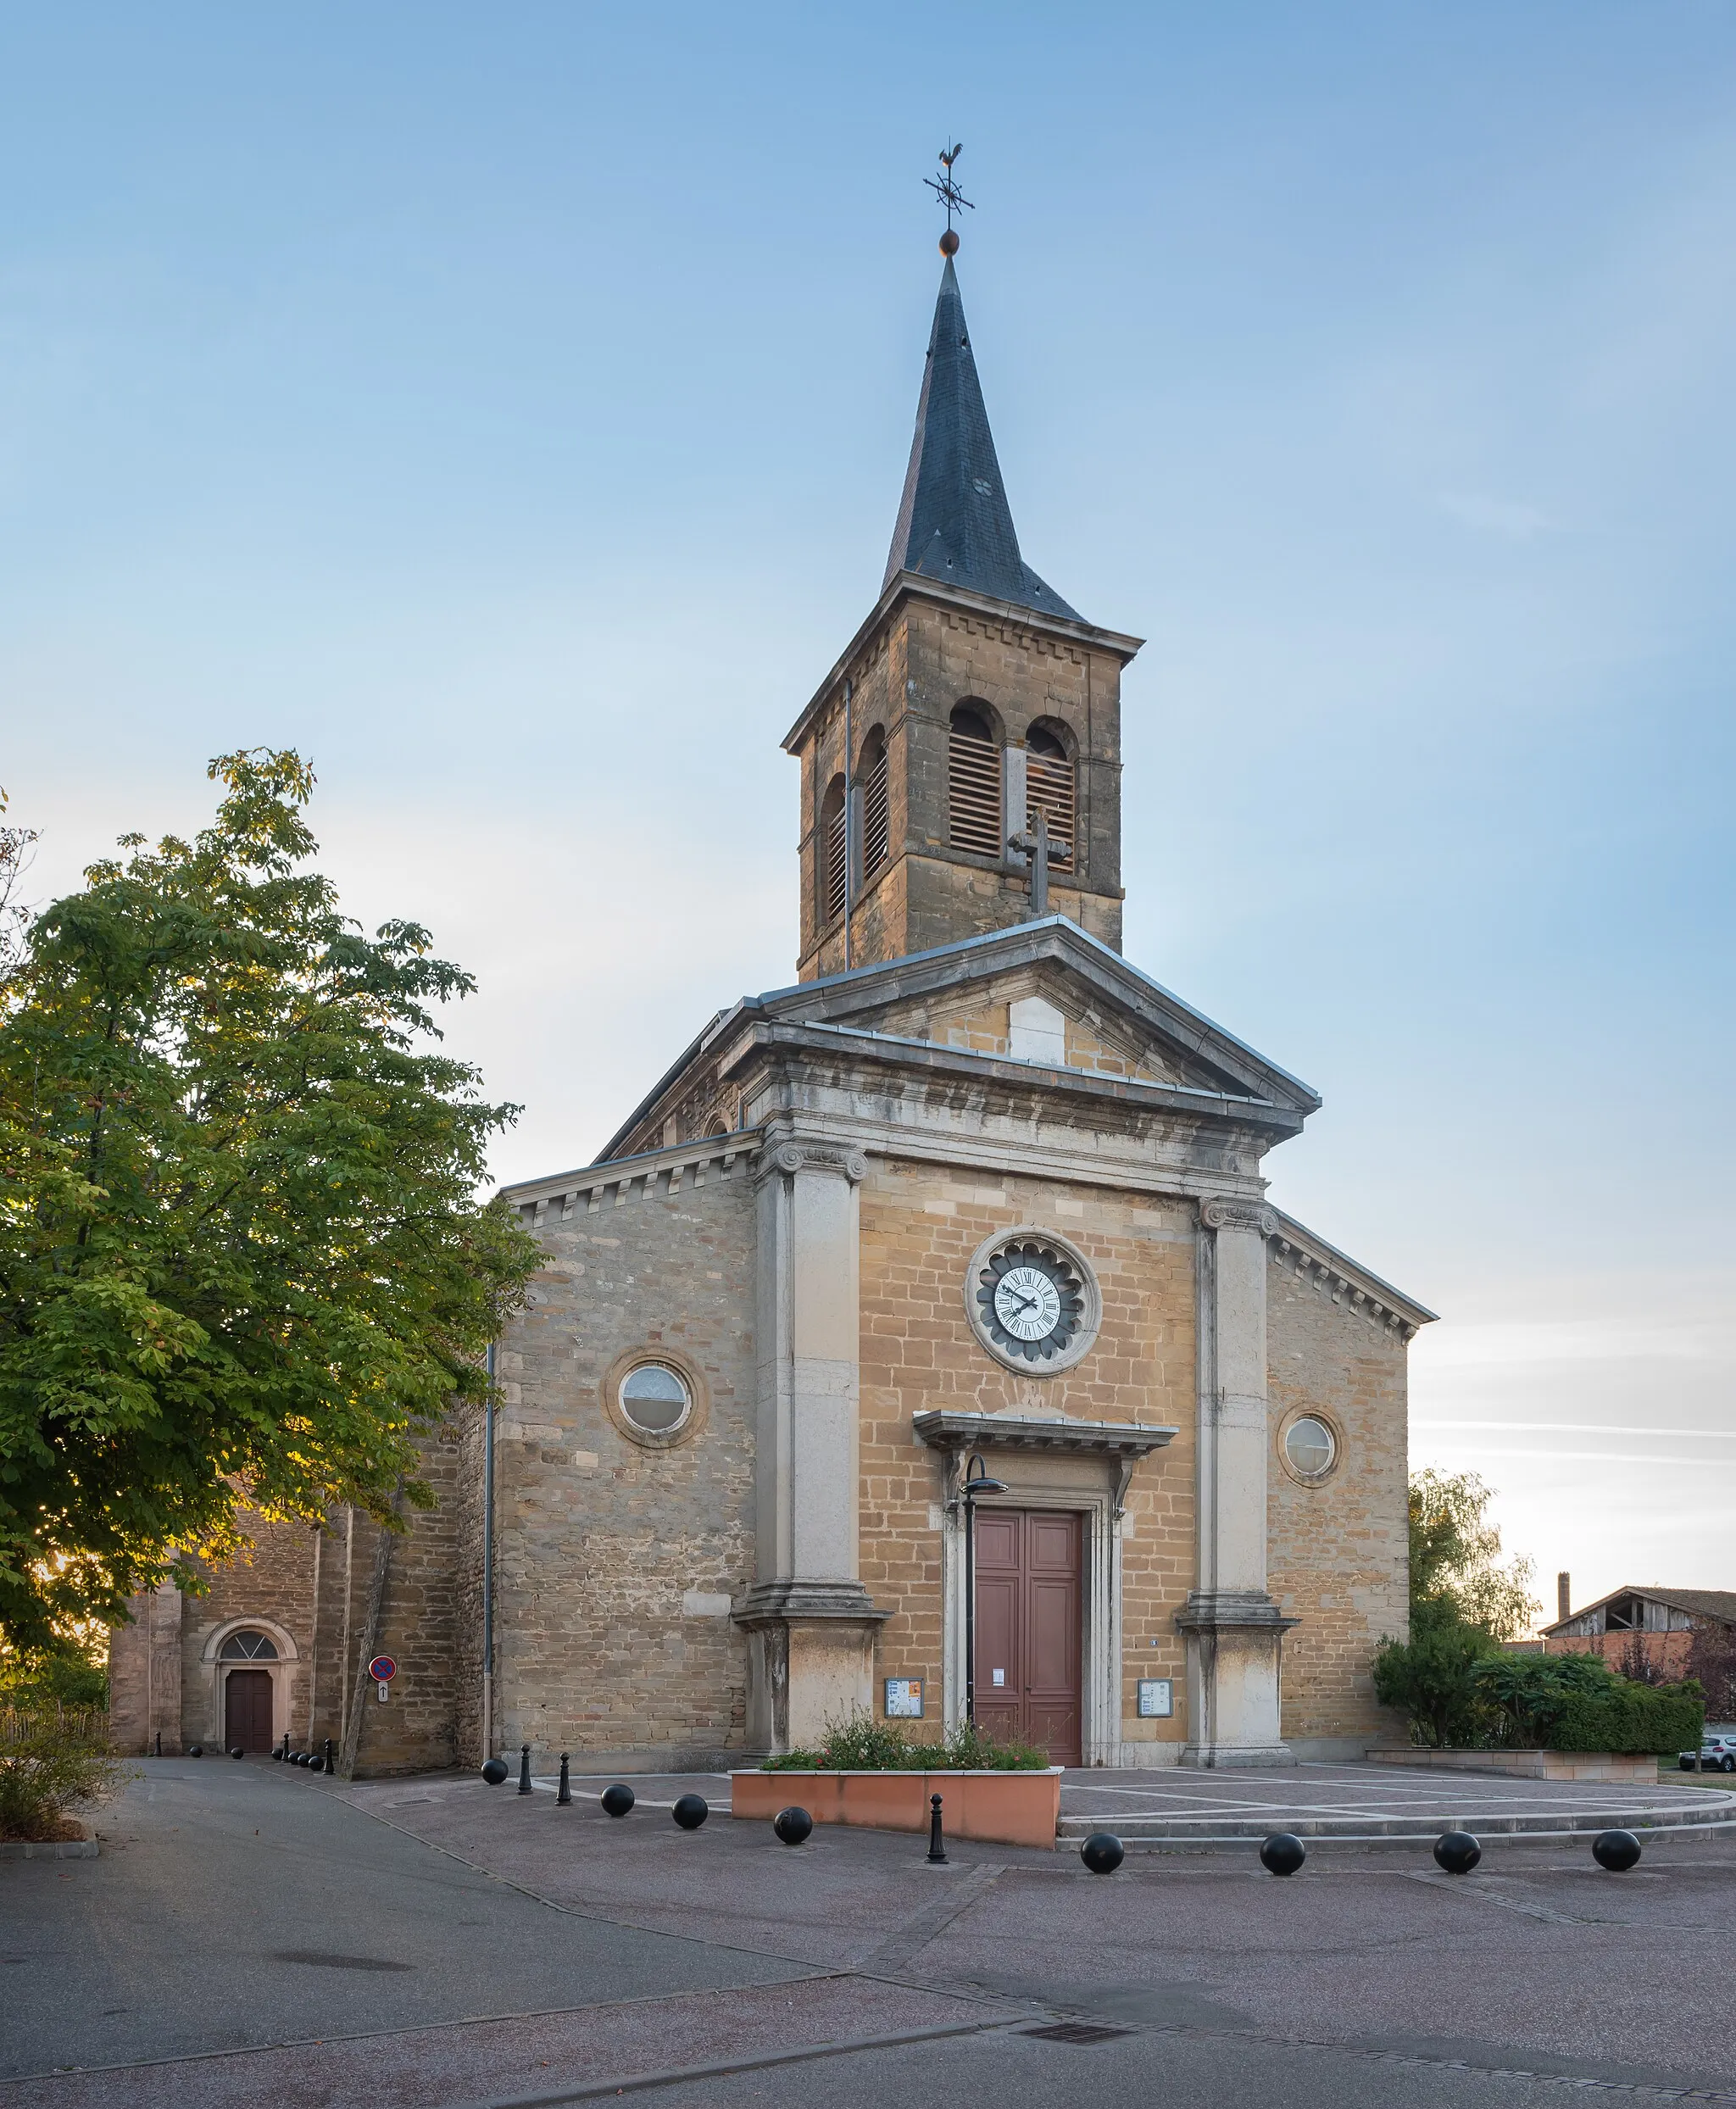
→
(925, 142, 974, 256)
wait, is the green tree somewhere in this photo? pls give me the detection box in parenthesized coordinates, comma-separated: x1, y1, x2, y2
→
(1373, 1470, 1541, 1746)
(0, 751, 541, 1649)
(1407, 1467, 1538, 1640)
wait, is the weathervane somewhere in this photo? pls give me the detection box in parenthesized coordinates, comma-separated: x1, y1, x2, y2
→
(925, 141, 973, 256)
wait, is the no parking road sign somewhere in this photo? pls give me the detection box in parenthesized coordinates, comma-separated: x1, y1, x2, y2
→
(369, 1655, 398, 1702)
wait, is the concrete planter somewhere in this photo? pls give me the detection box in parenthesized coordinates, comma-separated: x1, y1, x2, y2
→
(1366, 1747, 1661, 1783)
(731, 1767, 1063, 1849)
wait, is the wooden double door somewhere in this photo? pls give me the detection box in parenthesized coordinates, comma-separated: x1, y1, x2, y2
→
(972, 1508, 1083, 1766)
(225, 1667, 275, 1752)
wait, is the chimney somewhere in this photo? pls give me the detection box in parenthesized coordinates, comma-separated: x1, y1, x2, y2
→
(1557, 1572, 1572, 1624)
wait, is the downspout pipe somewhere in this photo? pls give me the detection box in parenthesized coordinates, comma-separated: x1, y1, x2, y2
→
(482, 1339, 496, 1763)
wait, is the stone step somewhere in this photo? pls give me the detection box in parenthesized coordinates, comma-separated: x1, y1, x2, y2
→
(1056, 1801, 1736, 1843)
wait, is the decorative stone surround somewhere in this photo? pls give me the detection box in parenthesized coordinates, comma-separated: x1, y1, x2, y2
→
(504, 1135, 760, 1227)
(1269, 1216, 1433, 1342)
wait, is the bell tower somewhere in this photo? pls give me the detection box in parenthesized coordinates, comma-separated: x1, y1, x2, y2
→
(784, 252, 1143, 982)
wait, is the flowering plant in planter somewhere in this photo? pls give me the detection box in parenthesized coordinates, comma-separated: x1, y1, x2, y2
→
(761, 1710, 1049, 1772)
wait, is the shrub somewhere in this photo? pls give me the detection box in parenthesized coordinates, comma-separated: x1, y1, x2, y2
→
(1473, 1655, 1703, 1756)
(1372, 1603, 1505, 1748)
(0, 1725, 125, 1841)
(760, 1709, 1049, 1772)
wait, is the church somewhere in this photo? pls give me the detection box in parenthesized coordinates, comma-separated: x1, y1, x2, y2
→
(110, 246, 1433, 1775)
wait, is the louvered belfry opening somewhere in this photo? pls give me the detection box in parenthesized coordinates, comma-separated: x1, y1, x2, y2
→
(861, 732, 890, 882)
(821, 774, 848, 923)
(948, 704, 1003, 858)
(1025, 724, 1076, 871)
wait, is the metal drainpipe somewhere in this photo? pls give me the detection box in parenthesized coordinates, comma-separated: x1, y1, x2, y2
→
(482, 1339, 496, 1763)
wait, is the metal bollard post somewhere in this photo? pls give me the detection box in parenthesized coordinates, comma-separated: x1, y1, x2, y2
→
(557, 1753, 571, 1806)
(281, 1732, 291, 1762)
(518, 1744, 532, 1795)
(927, 1793, 948, 1865)
(154, 1731, 162, 1758)
(324, 1738, 334, 1775)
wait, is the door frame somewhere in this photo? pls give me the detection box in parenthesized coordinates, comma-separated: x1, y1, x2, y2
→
(198, 1615, 300, 1750)
(941, 1466, 1120, 1767)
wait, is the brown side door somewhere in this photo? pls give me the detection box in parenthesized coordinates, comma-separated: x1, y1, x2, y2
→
(971, 1508, 1083, 1765)
(225, 1668, 275, 1752)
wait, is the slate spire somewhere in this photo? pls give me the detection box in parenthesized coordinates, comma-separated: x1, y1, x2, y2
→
(882, 257, 1081, 621)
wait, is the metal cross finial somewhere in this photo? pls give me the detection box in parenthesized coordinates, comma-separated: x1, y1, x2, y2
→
(1009, 809, 1072, 919)
(925, 141, 974, 255)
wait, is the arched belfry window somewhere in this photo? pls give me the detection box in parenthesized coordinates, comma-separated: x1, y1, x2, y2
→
(1025, 723, 1076, 871)
(820, 774, 848, 923)
(860, 729, 890, 882)
(948, 704, 1002, 858)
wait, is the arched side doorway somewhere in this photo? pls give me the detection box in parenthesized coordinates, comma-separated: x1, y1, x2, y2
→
(199, 1617, 299, 1751)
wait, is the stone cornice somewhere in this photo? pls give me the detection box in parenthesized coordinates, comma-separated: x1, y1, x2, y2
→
(913, 1410, 1177, 1461)
(1269, 1209, 1438, 1341)
(498, 1134, 759, 1222)
(727, 1019, 1307, 1139)
(782, 571, 1145, 757)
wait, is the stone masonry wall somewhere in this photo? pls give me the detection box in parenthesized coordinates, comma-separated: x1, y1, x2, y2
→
(1266, 1251, 1411, 1750)
(798, 598, 1126, 980)
(858, 1157, 1196, 1757)
(492, 1163, 758, 1766)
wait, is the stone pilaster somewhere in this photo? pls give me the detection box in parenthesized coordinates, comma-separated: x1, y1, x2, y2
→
(1181, 1197, 1298, 1766)
(738, 1135, 886, 1751)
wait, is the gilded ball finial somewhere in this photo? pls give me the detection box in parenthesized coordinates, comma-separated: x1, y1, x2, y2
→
(939, 227, 960, 257)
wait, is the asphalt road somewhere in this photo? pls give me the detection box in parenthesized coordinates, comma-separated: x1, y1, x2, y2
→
(0, 1758, 800, 2078)
(8, 1759, 1736, 2108)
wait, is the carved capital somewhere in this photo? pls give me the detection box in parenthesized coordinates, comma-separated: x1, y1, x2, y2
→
(1200, 1197, 1278, 1238)
(754, 1138, 869, 1186)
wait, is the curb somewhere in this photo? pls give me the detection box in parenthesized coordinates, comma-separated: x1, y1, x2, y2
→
(0, 1838, 97, 1860)
(1058, 1801, 1736, 1845)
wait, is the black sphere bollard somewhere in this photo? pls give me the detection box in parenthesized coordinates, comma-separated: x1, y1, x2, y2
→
(481, 1756, 509, 1785)
(518, 1744, 532, 1796)
(773, 1805, 813, 1847)
(1080, 1832, 1125, 1875)
(926, 1793, 948, 1865)
(672, 1793, 709, 1831)
(298, 1751, 312, 1767)
(271, 1746, 284, 1761)
(1260, 1832, 1306, 1877)
(309, 1755, 326, 1772)
(188, 1744, 203, 1757)
(1433, 1829, 1482, 1875)
(1593, 1828, 1642, 1872)
(230, 1745, 244, 1760)
(324, 1738, 335, 1773)
(600, 1782, 636, 1818)
(557, 1754, 571, 1806)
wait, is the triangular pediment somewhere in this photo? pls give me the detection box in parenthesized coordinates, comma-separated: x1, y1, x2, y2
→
(755, 917, 1320, 1115)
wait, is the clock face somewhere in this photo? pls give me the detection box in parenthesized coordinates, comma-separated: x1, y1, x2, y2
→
(993, 1266, 1061, 1341)
(974, 1240, 1088, 1364)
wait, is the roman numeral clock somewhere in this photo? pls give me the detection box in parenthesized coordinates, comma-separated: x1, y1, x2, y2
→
(965, 1228, 1103, 1374)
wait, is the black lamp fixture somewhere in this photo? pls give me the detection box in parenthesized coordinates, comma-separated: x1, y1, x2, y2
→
(959, 1452, 1007, 1725)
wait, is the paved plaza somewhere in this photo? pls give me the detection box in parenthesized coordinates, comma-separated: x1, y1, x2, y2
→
(5, 1757, 1736, 2106)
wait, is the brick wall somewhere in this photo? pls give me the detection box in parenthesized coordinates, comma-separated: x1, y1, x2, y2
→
(1266, 1251, 1411, 1748)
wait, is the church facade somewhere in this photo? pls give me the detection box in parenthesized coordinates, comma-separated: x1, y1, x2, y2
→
(111, 255, 1431, 1774)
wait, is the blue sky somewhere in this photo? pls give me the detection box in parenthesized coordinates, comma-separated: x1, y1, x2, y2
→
(3, 4, 1733, 1612)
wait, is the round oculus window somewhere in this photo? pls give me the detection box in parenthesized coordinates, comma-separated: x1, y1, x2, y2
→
(972, 1238, 1090, 1366)
(1283, 1416, 1337, 1478)
(618, 1363, 692, 1435)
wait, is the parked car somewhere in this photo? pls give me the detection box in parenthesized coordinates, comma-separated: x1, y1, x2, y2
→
(1679, 1734, 1736, 1772)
